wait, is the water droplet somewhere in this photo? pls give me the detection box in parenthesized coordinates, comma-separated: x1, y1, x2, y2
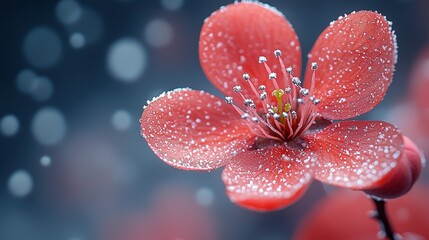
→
(8, 170, 33, 198)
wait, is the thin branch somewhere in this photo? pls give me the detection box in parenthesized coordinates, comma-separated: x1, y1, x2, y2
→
(370, 196, 398, 240)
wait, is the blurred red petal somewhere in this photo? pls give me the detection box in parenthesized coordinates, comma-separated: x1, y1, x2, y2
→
(199, 2, 301, 108)
(305, 11, 396, 120)
(222, 145, 314, 211)
(409, 46, 429, 127)
(294, 186, 429, 240)
(306, 121, 403, 189)
(100, 185, 217, 240)
(365, 136, 424, 198)
(141, 88, 254, 170)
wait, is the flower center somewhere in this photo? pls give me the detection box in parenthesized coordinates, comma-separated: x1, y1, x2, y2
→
(225, 49, 320, 142)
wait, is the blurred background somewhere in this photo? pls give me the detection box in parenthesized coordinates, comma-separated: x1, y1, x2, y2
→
(1, 0, 428, 239)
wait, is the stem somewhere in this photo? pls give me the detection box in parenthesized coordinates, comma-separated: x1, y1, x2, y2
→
(370, 196, 397, 240)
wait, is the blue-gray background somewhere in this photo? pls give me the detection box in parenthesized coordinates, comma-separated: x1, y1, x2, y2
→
(1, 0, 428, 239)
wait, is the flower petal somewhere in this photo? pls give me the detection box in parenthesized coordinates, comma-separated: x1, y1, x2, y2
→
(305, 121, 403, 189)
(222, 145, 314, 211)
(199, 2, 301, 107)
(141, 88, 254, 170)
(364, 136, 424, 198)
(304, 11, 397, 119)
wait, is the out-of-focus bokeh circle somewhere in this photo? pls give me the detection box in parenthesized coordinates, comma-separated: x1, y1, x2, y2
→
(8, 170, 34, 198)
(144, 19, 173, 48)
(31, 107, 67, 146)
(161, 0, 184, 11)
(111, 110, 132, 131)
(0, 115, 20, 137)
(107, 38, 147, 82)
(55, 0, 82, 25)
(23, 26, 63, 68)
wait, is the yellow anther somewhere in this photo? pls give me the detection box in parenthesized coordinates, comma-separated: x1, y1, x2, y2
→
(284, 103, 291, 112)
(272, 89, 284, 99)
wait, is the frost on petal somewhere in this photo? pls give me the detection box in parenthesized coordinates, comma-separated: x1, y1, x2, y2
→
(141, 88, 254, 170)
(222, 145, 314, 211)
(306, 121, 403, 189)
(305, 11, 396, 120)
(199, 1, 301, 107)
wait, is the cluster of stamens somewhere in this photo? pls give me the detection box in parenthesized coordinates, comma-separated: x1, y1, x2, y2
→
(225, 50, 321, 142)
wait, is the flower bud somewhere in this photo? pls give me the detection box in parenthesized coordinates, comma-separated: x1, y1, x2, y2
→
(364, 136, 424, 198)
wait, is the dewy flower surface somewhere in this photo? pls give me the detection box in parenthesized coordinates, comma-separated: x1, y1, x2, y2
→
(141, 1, 422, 211)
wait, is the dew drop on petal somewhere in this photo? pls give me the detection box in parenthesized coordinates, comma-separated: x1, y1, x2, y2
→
(31, 107, 67, 146)
(107, 38, 147, 82)
(0, 115, 20, 137)
(7, 170, 33, 198)
(55, 0, 82, 25)
(69, 32, 86, 49)
(161, 0, 184, 11)
(23, 26, 63, 68)
(144, 19, 173, 48)
(195, 187, 214, 207)
(40, 155, 52, 167)
(111, 110, 132, 131)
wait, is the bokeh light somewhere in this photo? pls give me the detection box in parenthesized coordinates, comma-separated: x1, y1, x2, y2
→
(31, 107, 67, 146)
(23, 26, 63, 68)
(66, 7, 103, 45)
(69, 32, 85, 49)
(7, 170, 34, 198)
(107, 38, 147, 82)
(0, 114, 20, 137)
(111, 110, 132, 131)
(144, 19, 173, 48)
(55, 0, 82, 25)
(40, 155, 52, 167)
(161, 0, 184, 11)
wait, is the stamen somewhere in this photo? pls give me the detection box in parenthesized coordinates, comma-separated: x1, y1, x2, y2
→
(258, 56, 267, 63)
(292, 77, 301, 85)
(242, 73, 250, 81)
(268, 72, 277, 80)
(258, 85, 266, 91)
(259, 92, 267, 100)
(300, 88, 310, 96)
(297, 98, 304, 104)
(285, 87, 292, 93)
(224, 96, 233, 104)
(233, 85, 242, 92)
(251, 117, 259, 122)
(241, 113, 250, 119)
(274, 49, 282, 57)
(313, 99, 321, 105)
(286, 66, 293, 74)
(243, 99, 254, 106)
(311, 62, 318, 70)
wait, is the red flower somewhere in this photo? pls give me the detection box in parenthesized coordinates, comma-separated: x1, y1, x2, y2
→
(141, 2, 422, 211)
(293, 185, 429, 240)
